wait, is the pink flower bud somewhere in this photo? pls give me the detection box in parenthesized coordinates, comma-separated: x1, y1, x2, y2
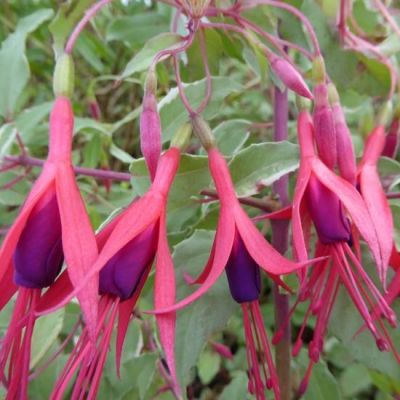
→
(270, 54, 313, 99)
(382, 118, 400, 158)
(210, 341, 234, 360)
(140, 90, 161, 181)
(332, 103, 357, 185)
(313, 84, 337, 169)
(89, 99, 102, 121)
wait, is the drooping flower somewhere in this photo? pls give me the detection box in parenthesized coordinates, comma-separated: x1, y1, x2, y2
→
(37, 141, 187, 399)
(0, 55, 98, 399)
(152, 117, 319, 399)
(273, 108, 398, 395)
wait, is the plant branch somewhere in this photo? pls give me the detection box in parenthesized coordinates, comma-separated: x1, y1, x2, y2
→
(3, 155, 131, 182)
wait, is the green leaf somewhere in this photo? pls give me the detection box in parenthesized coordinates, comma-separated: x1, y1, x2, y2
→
(30, 308, 65, 369)
(106, 13, 170, 44)
(340, 363, 371, 397)
(330, 287, 400, 380)
(121, 32, 183, 78)
(219, 371, 251, 400)
(298, 350, 343, 400)
(0, 123, 17, 157)
(0, 9, 53, 118)
(200, 119, 251, 156)
(173, 230, 237, 387)
(159, 77, 243, 142)
(198, 351, 220, 384)
(229, 142, 300, 196)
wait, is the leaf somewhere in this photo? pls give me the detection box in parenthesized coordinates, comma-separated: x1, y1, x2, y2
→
(0, 9, 53, 118)
(121, 33, 183, 78)
(0, 123, 17, 157)
(15, 102, 52, 141)
(199, 119, 251, 156)
(229, 141, 300, 196)
(159, 77, 243, 142)
(329, 287, 400, 380)
(106, 13, 170, 44)
(297, 350, 343, 400)
(219, 371, 250, 400)
(340, 363, 372, 397)
(173, 230, 237, 387)
(198, 351, 220, 384)
(30, 308, 65, 369)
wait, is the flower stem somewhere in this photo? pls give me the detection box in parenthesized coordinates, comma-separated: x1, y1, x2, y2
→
(271, 85, 292, 400)
(3, 155, 131, 182)
(65, 0, 113, 54)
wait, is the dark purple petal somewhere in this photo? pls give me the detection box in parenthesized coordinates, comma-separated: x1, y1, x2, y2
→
(306, 175, 351, 244)
(99, 223, 158, 301)
(225, 232, 261, 304)
(13, 194, 64, 288)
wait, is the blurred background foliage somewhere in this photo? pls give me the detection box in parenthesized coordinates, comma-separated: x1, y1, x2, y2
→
(0, 0, 400, 399)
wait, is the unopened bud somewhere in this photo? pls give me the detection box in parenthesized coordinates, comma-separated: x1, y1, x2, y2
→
(269, 53, 313, 99)
(140, 78, 161, 181)
(171, 122, 192, 150)
(191, 115, 216, 150)
(313, 84, 337, 169)
(328, 85, 357, 184)
(53, 53, 75, 98)
(382, 118, 400, 158)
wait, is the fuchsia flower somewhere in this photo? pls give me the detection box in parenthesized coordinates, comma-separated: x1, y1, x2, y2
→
(37, 147, 181, 399)
(153, 140, 318, 399)
(0, 95, 98, 399)
(274, 109, 399, 394)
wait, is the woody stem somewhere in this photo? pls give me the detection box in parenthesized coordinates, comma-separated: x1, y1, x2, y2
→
(271, 84, 292, 400)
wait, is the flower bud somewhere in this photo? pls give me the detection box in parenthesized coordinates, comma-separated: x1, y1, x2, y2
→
(313, 84, 337, 169)
(269, 54, 313, 99)
(13, 191, 64, 288)
(382, 117, 400, 158)
(140, 70, 161, 181)
(328, 84, 357, 185)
